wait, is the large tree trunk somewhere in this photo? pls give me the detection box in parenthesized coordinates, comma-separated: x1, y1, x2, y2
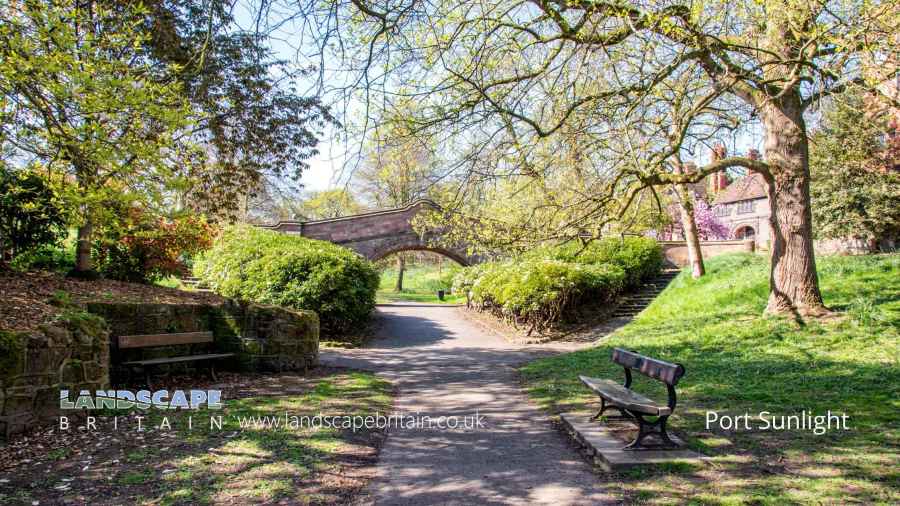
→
(760, 98, 827, 316)
(69, 158, 98, 279)
(74, 218, 93, 274)
(395, 255, 405, 292)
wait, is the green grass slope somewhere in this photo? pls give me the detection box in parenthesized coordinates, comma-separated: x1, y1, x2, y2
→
(520, 253, 899, 504)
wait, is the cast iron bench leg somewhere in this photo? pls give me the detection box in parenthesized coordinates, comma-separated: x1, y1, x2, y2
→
(624, 413, 678, 450)
(591, 398, 633, 421)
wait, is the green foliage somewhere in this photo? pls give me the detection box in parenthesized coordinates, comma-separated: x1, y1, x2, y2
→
(49, 290, 73, 308)
(376, 262, 464, 303)
(295, 189, 362, 220)
(140, 1, 331, 219)
(9, 244, 75, 273)
(0, 166, 68, 259)
(194, 226, 379, 335)
(519, 252, 900, 503)
(810, 92, 900, 242)
(530, 236, 664, 289)
(0, 1, 195, 273)
(455, 237, 662, 333)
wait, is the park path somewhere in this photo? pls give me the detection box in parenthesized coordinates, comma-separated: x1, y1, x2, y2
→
(320, 303, 619, 505)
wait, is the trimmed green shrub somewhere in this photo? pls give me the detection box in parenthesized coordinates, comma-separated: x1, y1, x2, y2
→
(0, 166, 69, 261)
(528, 236, 663, 288)
(9, 244, 75, 273)
(194, 225, 379, 336)
(454, 237, 662, 333)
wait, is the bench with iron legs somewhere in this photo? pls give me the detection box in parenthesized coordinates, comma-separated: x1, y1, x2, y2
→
(116, 331, 234, 388)
(579, 347, 686, 450)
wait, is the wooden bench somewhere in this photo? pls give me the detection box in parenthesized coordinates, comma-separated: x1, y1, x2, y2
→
(116, 332, 234, 388)
(579, 348, 685, 450)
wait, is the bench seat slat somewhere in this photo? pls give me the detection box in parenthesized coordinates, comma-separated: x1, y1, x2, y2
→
(579, 376, 671, 416)
(118, 331, 214, 349)
(123, 353, 234, 367)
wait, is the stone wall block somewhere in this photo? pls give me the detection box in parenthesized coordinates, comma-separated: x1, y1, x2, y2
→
(2, 392, 34, 417)
(60, 360, 84, 384)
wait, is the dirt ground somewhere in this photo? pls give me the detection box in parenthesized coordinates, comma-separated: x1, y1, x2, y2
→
(0, 270, 225, 331)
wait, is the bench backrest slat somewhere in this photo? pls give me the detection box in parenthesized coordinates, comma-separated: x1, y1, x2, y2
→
(118, 331, 214, 349)
(612, 348, 685, 386)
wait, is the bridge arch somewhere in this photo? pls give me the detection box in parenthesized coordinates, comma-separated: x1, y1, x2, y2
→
(262, 199, 478, 266)
(370, 243, 470, 266)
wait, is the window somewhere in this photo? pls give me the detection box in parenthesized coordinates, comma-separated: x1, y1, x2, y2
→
(714, 205, 729, 217)
(736, 200, 755, 214)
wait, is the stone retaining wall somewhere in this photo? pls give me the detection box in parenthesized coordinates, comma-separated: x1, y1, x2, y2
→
(1, 300, 318, 439)
(210, 301, 319, 372)
(0, 310, 110, 438)
(659, 240, 756, 267)
(85, 301, 319, 376)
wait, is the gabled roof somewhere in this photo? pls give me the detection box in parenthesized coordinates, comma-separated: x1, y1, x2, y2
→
(713, 172, 768, 204)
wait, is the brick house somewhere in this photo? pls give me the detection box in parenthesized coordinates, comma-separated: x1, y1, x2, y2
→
(655, 169, 772, 248)
(711, 172, 771, 248)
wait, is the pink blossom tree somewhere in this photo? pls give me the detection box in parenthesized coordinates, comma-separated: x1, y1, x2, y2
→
(694, 199, 732, 240)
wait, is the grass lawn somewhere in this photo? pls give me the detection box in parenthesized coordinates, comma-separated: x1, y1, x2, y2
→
(0, 370, 392, 505)
(520, 253, 899, 504)
(376, 264, 465, 304)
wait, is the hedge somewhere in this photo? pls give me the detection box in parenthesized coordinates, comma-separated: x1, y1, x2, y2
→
(454, 237, 662, 333)
(193, 225, 379, 336)
(531, 236, 664, 289)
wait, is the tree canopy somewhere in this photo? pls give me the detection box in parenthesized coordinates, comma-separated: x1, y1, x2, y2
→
(283, 0, 898, 315)
(1, 0, 195, 274)
(810, 92, 900, 243)
(139, 0, 333, 219)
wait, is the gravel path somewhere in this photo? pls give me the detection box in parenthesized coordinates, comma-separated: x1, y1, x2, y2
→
(320, 303, 618, 505)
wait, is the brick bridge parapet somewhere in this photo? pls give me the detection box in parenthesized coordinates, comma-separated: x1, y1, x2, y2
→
(261, 199, 477, 266)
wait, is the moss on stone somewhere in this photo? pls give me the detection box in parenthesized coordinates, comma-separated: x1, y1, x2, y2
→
(54, 309, 108, 343)
(0, 330, 26, 383)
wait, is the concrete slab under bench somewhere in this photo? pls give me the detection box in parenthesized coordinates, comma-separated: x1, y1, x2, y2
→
(560, 412, 708, 472)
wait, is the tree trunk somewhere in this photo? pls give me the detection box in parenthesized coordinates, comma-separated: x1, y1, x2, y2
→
(676, 191, 705, 278)
(760, 98, 827, 316)
(673, 164, 705, 278)
(395, 255, 405, 292)
(74, 218, 93, 273)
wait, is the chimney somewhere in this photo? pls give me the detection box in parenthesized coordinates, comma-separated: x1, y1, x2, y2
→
(709, 144, 727, 192)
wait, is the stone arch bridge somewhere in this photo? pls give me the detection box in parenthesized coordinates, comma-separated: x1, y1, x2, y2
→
(261, 199, 478, 266)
